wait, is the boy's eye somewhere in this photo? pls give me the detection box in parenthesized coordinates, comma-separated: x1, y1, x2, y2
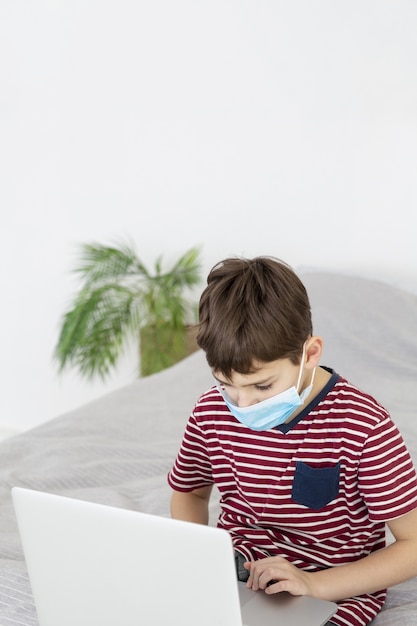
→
(255, 384, 272, 391)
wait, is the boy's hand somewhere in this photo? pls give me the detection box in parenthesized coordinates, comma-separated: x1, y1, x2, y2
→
(244, 556, 313, 597)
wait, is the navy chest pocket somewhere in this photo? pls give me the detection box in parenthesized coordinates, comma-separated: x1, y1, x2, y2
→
(292, 461, 340, 510)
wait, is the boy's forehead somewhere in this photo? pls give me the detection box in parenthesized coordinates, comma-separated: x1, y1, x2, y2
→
(213, 358, 293, 383)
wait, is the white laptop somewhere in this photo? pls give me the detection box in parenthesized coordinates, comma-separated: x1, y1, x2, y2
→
(12, 487, 336, 626)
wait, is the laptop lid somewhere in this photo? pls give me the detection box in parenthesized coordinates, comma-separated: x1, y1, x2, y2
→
(12, 488, 336, 626)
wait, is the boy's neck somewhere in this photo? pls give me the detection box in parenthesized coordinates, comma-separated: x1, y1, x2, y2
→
(288, 366, 332, 422)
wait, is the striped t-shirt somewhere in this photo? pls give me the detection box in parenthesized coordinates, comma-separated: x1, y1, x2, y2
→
(168, 368, 417, 626)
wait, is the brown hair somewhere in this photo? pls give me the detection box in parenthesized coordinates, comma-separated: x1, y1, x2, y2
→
(196, 256, 312, 377)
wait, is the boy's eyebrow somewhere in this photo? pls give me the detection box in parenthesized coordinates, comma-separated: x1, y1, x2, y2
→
(213, 375, 230, 385)
(213, 374, 275, 387)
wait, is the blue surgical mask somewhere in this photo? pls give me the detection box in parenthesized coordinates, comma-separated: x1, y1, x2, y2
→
(217, 347, 316, 431)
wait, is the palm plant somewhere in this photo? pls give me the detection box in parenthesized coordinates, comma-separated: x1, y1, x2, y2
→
(54, 242, 202, 379)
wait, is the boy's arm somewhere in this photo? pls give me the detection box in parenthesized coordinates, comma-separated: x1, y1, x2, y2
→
(245, 506, 417, 601)
(170, 485, 213, 525)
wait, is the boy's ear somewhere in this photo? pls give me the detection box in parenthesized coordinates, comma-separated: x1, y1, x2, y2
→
(305, 336, 323, 368)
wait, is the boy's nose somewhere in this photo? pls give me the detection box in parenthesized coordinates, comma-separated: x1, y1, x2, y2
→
(236, 391, 255, 408)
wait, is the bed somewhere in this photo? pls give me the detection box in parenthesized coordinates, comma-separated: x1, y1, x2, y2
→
(1, 271, 417, 625)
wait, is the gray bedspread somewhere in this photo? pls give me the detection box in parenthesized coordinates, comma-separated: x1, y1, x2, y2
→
(1, 272, 417, 625)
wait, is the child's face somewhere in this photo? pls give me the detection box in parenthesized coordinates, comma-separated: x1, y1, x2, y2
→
(213, 357, 305, 408)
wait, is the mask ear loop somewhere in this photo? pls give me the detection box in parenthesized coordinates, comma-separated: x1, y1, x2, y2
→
(295, 343, 307, 392)
(295, 342, 317, 394)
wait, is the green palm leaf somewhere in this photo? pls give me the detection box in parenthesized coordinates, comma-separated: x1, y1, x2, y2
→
(54, 243, 202, 379)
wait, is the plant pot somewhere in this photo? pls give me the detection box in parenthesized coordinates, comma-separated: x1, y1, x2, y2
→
(140, 323, 200, 377)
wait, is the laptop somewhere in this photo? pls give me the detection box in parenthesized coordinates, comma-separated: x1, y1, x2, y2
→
(12, 487, 336, 626)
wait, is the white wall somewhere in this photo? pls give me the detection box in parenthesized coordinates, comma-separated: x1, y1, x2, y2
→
(1, 0, 416, 432)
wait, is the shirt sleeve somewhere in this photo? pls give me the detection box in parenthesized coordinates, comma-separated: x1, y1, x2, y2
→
(168, 410, 214, 492)
(358, 414, 417, 522)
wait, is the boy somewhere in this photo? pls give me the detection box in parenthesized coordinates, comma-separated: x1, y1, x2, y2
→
(168, 256, 417, 626)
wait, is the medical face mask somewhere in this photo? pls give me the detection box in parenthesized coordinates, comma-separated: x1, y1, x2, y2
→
(217, 349, 316, 431)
